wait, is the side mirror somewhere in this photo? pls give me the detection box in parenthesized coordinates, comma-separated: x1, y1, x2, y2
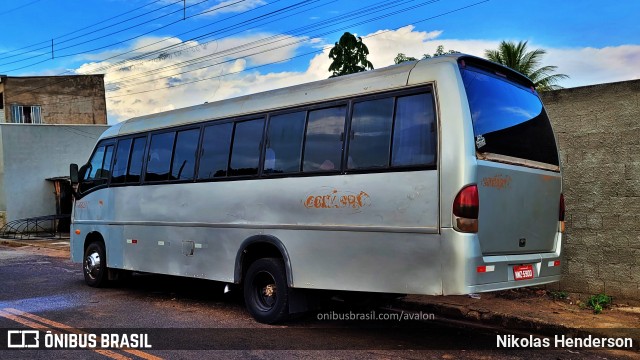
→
(70, 164, 79, 185)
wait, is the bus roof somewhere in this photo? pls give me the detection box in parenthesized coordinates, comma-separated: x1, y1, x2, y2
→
(100, 54, 485, 140)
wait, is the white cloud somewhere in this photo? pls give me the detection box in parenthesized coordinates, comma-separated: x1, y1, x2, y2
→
(72, 26, 640, 123)
(76, 32, 313, 122)
(544, 45, 640, 87)
(356, 27, 640, 89)
(360, 26, 640, 88)
(360, 25, 494, 68)
(202, 0, 266, 15)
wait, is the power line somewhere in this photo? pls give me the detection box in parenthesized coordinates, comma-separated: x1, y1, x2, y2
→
(1, 0, 272, 75)
(6, 0, 489, 112)
(0, 0, 43, 16)
(0, 0, 175, 60)
(9, 0, 359, 101)
(107, 0, 433, 89)
(106, 0, 332, 84)
(3, 0, 312, 99)
(103, 0, 489, 98)
(54, 0, 211, 55)
(60, 127, 101, 140)
(57, 0, 252, 60)
(54, 0, 179, 44)
(0, 0, 205, 69)
(81, 0, 309, 74)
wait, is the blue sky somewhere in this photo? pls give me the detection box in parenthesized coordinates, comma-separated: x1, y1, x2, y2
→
(0, 0, 638, 122)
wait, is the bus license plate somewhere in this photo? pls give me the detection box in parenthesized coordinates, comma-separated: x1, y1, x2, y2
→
(513, 265, 534, 280)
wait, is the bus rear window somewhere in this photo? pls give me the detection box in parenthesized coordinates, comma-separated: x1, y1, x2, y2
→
(461, 66, 559, 166)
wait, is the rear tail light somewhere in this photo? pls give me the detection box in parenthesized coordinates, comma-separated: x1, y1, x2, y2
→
(476, 265, 494, 273)
(453, 185, 479, 233)
(559, 194, 565, 233)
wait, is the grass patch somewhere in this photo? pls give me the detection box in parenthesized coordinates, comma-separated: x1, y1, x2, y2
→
(549, 290, 569, 300)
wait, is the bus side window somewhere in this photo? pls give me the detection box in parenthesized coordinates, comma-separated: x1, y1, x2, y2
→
(146, 132, 175, 182)
(80, 144, 113, 193)
(391, 93, 437, 167)
(99, 145, 114, 180)
(229, 119, 264, 177)
(264, 111, 305, 174)
(198, 123, 233, 179)
(171, 128, 200, 180)
(303, 106, 346, 172)
(85, 146, 106, 181)
(126, 137, 147, 183)
(348, 97, 394, 169)
(111, 138, 132, 184)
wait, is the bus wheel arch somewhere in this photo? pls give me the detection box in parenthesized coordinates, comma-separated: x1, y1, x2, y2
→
(84, 231, 105, 252)
(234, 235, 293, 287)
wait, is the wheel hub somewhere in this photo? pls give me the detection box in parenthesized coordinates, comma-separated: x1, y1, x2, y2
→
(85, 252, 101, 280)
(263, 284, 276, 297)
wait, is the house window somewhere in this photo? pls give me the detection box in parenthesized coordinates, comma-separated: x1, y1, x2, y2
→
(11, 104, 42, 124)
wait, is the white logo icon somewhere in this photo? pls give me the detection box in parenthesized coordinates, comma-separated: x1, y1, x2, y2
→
(7, 330, 40, 348)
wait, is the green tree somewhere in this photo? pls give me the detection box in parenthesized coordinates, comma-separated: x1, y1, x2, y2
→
(484, 40, 568, 91)
(422, 45, 458, 58)
(328, 32, 373, 78)
(394, 45, 458, 64)
(394, 53, 418, 64)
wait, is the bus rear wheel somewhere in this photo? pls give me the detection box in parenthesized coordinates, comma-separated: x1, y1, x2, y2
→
(83, 242, 108, 287)
(244, 258, 289, 324)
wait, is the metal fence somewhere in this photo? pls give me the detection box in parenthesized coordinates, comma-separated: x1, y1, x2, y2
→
(0, 214, 70, 239)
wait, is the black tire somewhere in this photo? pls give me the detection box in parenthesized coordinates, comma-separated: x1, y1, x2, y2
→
(83, 242, 108, 287)
(243, 258, 289, 324)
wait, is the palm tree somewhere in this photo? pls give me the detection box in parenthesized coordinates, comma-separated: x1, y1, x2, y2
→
(328, 32, 373, 78)
(484, 40, 568, 91)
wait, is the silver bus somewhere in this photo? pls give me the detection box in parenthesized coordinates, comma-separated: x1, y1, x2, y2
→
(70, 54, 564, 323)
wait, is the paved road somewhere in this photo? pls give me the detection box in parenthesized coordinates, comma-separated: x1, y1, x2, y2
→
(0, 244, 635, 360)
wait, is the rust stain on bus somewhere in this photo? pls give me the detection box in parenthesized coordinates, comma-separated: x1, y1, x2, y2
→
(304, 189, 371, 209)
(482, 175, 512, 190)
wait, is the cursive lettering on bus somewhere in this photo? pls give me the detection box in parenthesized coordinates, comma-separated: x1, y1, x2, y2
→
(482, 175, 512, 190)
(76, 201, 89, 209)
(304, 189, 371, 209)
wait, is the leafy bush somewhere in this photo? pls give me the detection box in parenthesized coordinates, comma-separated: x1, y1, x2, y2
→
(587, 293, 612, 314)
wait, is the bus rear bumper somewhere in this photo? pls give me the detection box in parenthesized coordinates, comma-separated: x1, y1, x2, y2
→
(466, 275, 561, 294)
(440, 228, 562, 295)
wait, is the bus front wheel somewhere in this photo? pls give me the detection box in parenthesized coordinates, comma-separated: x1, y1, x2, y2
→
(243, 258, 289, 324)
(83, 242, 108, 287)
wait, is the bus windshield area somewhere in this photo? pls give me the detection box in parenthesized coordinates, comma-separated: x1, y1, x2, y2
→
(461, 66, 559, 167)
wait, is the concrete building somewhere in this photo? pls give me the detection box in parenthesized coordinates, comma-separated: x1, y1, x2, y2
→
(0, 75, 108, 231)
(0, 124, 109, 228)
(0, 75, 107, 125)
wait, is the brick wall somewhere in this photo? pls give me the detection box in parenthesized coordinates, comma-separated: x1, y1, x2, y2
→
(540, 79, 640, 299)
(2, 75, 106, 125)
